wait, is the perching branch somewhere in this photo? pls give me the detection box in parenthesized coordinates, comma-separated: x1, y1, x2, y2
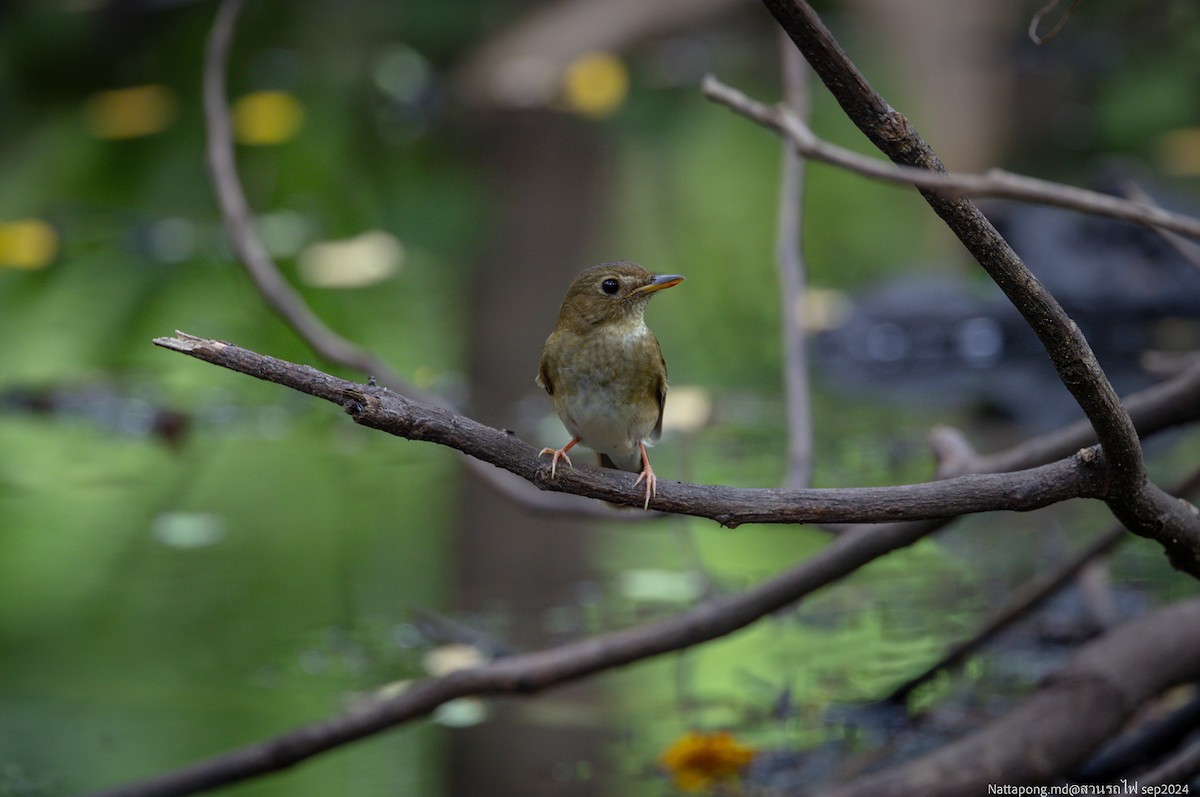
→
(90, 339, 1200, 797)
(702, 75, 1200, 243)
(152, 332, 1109, 525)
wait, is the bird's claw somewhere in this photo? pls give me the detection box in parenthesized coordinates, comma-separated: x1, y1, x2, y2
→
(539, 447, 574, 479)
(633, 468, 657, 511)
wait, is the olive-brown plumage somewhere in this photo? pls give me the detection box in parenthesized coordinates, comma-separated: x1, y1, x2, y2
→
(537, 262, 684, 509)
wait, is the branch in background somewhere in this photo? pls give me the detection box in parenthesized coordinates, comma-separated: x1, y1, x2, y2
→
(73, 465, 1043, 797)
(1073, 688, 1200, 783)
(94, 336, 1200, 796)
(1137, 730, 1200, 788)
(203, 0, 428, 403)
(752, 0, 1200, 576)
(1122, 181, 1200, 271)
(702, 76, 1200, 244)
(1029, 0, 1085, 45)
(202, 0, 656, 521)
(775, 34, 814, 490)
(151, 333, 1109, 525)
(971, 360, 1200, 474)
(886, 524, 1125, 706)
(887, 464, 1200, 706)
(824, 598, 1200, 797)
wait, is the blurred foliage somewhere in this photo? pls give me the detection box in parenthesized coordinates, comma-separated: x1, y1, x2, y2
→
(1, 1, 1199, 796)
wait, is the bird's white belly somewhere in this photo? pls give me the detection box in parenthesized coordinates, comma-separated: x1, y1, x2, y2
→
(559, 383, 645, 461)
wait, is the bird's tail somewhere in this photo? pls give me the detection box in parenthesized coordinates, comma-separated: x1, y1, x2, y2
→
(598, 451, 643, 473)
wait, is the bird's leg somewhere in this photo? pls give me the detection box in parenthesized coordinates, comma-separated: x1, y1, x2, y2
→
(632, 441, 657, 510)
(539, 436, 580, 479)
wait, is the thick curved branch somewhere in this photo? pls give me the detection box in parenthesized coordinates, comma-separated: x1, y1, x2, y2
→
(702, 76, 1200, 243)
(754, 0, 1200, 576)
(153, 332, 1110, 525)
(755, 1, 1146, 497)
(823, 597, 1200, 797)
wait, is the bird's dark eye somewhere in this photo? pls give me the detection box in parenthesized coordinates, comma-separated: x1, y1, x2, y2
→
(600, 278, 620, 295)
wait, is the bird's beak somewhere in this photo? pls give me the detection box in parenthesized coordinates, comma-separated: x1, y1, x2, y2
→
(634, 274, 685, 294)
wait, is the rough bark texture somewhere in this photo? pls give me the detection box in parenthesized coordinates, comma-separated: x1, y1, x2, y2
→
(153, 334, 1113, 526)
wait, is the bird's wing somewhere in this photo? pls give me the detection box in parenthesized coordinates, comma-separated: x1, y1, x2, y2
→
(651, 347, 667, 441)
(536, 348, 554, 395)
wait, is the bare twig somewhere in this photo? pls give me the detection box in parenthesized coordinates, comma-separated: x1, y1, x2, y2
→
(203, 0, 428, 402)
(971, 360, 1200, 474)
(887, 463, 1200, 706)
(897, 468, 1200, 705)
(1139, 730, 1200, 787)
(151, 333, 1109, 525)
(776, 35, 814, 489)
(886, 525, 1125, 706)
(755, 0, 1200, 577)
(1122, 181, 1200, 271)
(1029, 0, 1085, 45)
(203, 0, 656, 521)
(702, 76, 1200, 244)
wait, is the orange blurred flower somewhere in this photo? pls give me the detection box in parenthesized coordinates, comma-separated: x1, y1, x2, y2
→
(658, 730, 756, 792)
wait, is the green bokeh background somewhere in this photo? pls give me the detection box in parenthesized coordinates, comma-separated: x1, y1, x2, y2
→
(2, 1, 1198, 795)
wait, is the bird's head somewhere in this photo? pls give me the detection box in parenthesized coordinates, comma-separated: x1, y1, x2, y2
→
(554, 261, 684, 333)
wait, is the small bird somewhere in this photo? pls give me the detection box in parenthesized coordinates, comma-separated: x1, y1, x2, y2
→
(537, 262, 684, 509)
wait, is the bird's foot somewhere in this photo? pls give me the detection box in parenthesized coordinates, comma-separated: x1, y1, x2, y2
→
(633, 442, 657, 510)
(539, 439, 578, 479)
(632, 468, 656, 510)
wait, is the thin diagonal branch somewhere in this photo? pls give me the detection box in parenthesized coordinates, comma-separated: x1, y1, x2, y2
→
(825, 598, 1200, 797)
(1029, 0, 1085, 45)
(888, 463, 1200, 706)
(701, 76, 1200, 244)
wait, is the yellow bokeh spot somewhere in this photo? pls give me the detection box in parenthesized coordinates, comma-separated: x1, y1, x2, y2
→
(562, 52, 628, 118)
(658, 731, 756, 792)
(1158, 128, 1200, 176)
(232, 91, 304, 146)
(83, 84, 177, 139)
(0, 219, 59, 270)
